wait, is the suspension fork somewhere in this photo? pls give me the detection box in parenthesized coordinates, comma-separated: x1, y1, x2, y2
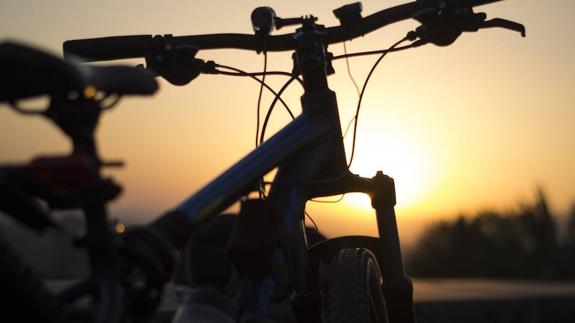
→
(308, 171, 416, 323)
(371, 172, 416, 323)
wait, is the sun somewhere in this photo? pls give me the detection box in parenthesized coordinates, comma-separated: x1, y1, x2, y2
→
(342, 133, 437, 213)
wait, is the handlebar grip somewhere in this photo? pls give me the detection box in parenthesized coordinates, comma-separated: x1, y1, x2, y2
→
(63, 35, 154, 62)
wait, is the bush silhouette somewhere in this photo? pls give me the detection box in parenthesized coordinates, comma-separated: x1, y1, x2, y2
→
(407, 189, 575, 280)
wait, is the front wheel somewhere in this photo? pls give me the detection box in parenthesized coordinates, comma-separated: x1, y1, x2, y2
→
(326, 248, 389, 323)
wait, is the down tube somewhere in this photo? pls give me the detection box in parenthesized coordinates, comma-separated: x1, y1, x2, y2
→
(175, 113, 331, 225)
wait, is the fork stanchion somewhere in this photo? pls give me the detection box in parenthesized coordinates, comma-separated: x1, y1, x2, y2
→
(371, 171, 416, 323)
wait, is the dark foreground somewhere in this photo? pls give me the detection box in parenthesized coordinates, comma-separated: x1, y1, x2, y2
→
(416, 297, 575, 323)
(413, 279, 575, 322)
(152, 297, 575, 323)
(50, 279, 575, 322)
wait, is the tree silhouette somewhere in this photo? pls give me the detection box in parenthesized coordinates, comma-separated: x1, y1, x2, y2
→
(407, 189, 575, 279)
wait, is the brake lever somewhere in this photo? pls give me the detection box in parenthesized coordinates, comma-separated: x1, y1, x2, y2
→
(414, 8, 525, 47)
(479, 18, 526, 37)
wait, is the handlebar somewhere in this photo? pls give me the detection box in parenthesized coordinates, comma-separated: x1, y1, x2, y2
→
(63, 0, 505, 62)
(63, 0, 521, 252)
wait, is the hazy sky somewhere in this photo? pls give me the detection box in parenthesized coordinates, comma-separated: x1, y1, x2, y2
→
(1, 0, 573, 243)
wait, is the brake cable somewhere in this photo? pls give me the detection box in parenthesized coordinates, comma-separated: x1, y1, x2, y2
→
(213, 62, 300, 198)
(346, 36, 410, 170)
(262, 34, 418, 186)
(222, 35, 418, 192)
(332, 42, 422, 60)
(256, 51, 268, 198)
(339, 41, 362, 143)
(213, 64, 296, 124)
(259, 76, 298, 145)
(339, 41, 424, 139)
(215, 69, 301, 81)
(256, 51, 268, 149)
(342, 41, 361, 98)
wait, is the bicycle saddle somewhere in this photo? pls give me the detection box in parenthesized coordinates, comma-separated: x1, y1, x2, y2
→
(0, 41, 158, 102)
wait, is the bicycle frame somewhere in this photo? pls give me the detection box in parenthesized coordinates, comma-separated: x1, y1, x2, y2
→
(167, 27, 416, 322)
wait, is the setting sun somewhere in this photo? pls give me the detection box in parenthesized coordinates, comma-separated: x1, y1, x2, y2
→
(334, 111, 439, 217)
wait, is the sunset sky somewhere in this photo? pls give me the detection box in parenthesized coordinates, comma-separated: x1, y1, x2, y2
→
(1, 0, 573, 244)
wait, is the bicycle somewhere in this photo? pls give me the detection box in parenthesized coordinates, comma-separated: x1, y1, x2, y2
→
(0, 41, 162, 323)
(6, 0, 526, 322)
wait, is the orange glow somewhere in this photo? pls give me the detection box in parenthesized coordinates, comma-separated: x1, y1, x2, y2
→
(345, 135, 437, 212)
(1, 0, 574, 245)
